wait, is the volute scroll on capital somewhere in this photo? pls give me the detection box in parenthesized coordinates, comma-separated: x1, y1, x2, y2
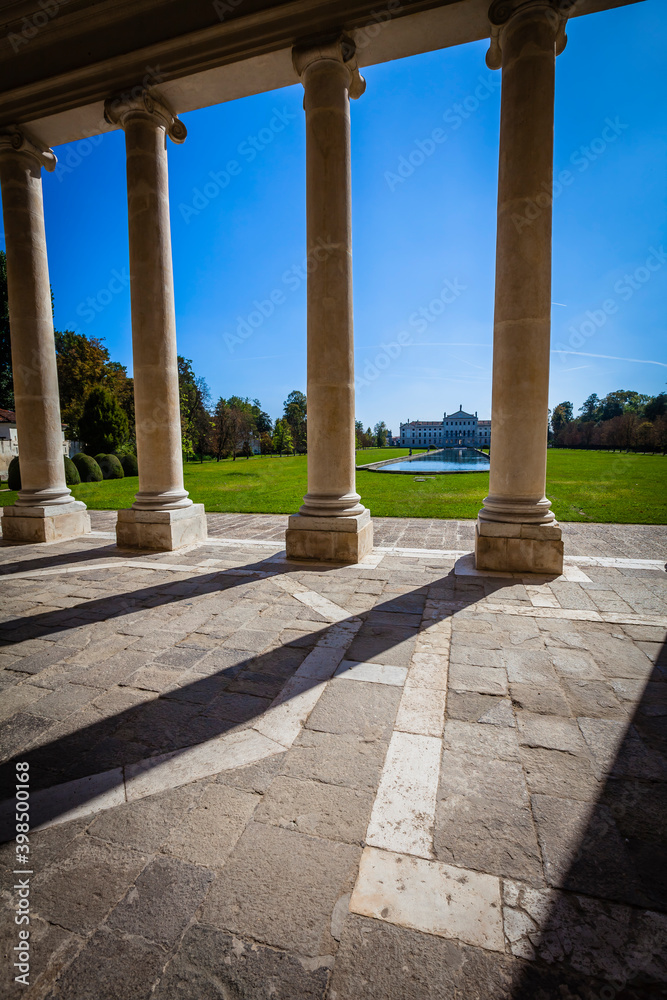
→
(292, 36, 366, 99)
(486, 0, 569, 70)
(104, 89, 187, 143)
(0, 128, 56, 171)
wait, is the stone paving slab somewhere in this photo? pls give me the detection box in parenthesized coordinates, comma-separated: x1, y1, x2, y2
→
(0, 524, 665, 999)
(80, 509, 667, 559)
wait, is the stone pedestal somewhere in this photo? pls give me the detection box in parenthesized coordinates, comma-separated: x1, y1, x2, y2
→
(286, 510, 373, 563)
(116, 504, 206, 551)
(475, 518, 563, 575)
(2, 502, 90, 544)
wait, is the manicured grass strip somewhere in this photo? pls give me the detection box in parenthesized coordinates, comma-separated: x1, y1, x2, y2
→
(1, 450, 664, 523)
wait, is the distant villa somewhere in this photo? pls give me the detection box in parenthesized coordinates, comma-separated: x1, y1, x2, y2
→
(399, 406, 491, 448)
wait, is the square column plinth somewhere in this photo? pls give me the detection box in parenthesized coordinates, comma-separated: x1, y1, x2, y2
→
(475, 518, 563, 575)
(286, 510, 373, 563)
(116, 504, 207, 551)
(2, 502, 91, 543)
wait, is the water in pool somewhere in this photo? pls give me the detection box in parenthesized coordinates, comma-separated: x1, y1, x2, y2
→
(374, 448, 490, 473)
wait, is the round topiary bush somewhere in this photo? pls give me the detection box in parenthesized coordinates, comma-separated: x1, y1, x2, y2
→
(95, 453, 124, 480)
(72, 453, 103, 483)
(119, 453, 138, 477)
(7, 455, 83, 490)
(63, 456, 81, 486)
(7, 455, 20, 491)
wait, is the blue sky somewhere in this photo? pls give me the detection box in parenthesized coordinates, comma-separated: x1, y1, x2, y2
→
(8, 0, 666, 433)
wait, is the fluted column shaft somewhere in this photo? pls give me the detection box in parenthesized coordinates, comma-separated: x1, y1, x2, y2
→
(480, 1, 566, 526)
(297, 41, 365, 518)
(0, 132, 72, 508)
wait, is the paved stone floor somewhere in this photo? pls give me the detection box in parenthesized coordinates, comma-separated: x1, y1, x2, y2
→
(0, 514, 665, 999)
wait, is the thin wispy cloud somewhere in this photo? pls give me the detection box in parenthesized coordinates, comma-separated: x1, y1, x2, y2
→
(357, 342, 492, 350)
(552, 350, 667, 368)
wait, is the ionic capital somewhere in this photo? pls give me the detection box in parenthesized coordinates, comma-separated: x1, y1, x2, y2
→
(292, 36, 366, 100)
(487, 0, 568, 70)
(104, 89, 187, 143)
(0, 128, 56, 172)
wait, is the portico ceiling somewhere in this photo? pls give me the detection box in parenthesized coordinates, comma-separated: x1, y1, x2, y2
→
(0, 0, 641, 148)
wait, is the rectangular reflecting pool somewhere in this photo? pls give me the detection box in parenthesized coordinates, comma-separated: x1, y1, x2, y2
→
(367, 448, 490, 474)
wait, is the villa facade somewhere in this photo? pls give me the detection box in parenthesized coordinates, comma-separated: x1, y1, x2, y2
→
(399, 407, 491, 449)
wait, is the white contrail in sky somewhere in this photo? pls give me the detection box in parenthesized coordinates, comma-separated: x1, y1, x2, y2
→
(552, 350, 667, 367)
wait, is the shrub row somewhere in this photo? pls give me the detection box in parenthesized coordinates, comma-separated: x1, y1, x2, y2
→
(7, 452, 139, 490)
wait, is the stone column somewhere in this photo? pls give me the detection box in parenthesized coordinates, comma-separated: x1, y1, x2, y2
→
(286, 38, 372, 563)
(104, 91, 206, 551)
(476, 0, 566, 575)
(0, 129, 90, 543)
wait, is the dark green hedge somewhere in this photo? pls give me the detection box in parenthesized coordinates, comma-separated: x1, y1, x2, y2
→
(119, 453, 138, 477)
(7, 455, 82, 490)
(72, 453, 103, 482)
(95, 453, 124, 480)
(7, 455, 20, 491)
(64, 456, 81, 486)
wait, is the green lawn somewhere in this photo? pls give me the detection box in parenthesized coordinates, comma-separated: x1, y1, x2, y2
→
(1, 449, 664, 522)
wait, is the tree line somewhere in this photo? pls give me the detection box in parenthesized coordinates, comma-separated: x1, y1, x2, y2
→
(550, 390, 667, 453)
(356, 421, 389, 449)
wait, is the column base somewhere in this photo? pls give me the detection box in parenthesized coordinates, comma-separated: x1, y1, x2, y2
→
(475, 518, 563, 575)
(116, 504, 207, 551)
(286, 510, 373, 563)
(2, 502, 90, 543)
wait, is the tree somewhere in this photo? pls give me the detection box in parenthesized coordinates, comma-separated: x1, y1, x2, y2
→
(645, 392, 667, 422)
(283, 390, 307, 453)
(241, 440, 252, 459)
(212, 398, 233, 460)
(55, 330, 110, 437)
(79, 385, 129, 455)
(259, 432, 274, 454)
(192, 404, 213, 462)
(654, 415, 667, 454)
(0, 251, 13, 410)
(374, 421, 388, 448)
(255, 410, 273, 435)
(355, 420, 364, 449)
(600, 391, 626, 421)
(617, 412, 639, 451)
(226, 397, 257, 461)
(551, 402, 573, 440)
(579, 393, 601, 422)
(273, 418, 293, 456)
(178, 357, 211, 460)
(105, 361, 135, 441)
(636, 421, 655, 452)
(54, 330, 134, 442)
